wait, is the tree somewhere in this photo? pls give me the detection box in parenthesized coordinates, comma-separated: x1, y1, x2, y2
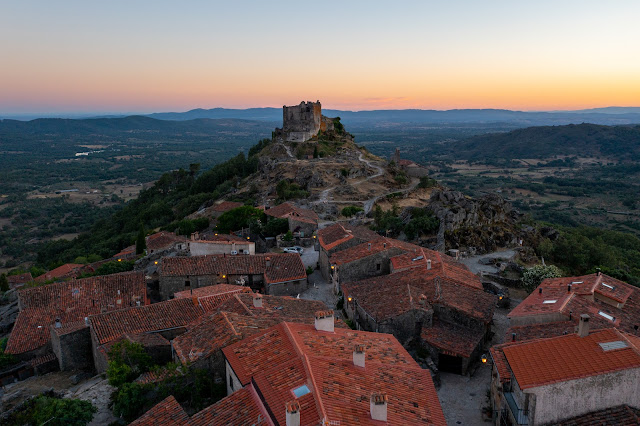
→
(136, 225, 146, 255)
(4, 395, 96, 426)
(0, 273, 8, 292)
(107, 340, 152, 387)
(283, 230, 293, 242)
(522, 264, 562, 292)
(217, 206, 264, 234)
(313, 145, 319, 159)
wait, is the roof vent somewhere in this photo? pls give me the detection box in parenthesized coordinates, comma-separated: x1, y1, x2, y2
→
(285, 400, 301, 426)
(368, 243, 372, 250)
(84, 317, 89, 326)
(314, 310, 334, 333)
(383, 242, 386, 249)
(353, 344, 365, 368)
(54, 318, 62, 329)
(511, 332, 516, 342)
(370, 393, 388, 422)
(427, 259, 432, 270)
(567, 284, 572, 293)
(578, 314, 590, 337)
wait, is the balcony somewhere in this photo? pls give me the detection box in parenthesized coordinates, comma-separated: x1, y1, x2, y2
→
(504, 392, 529, 425)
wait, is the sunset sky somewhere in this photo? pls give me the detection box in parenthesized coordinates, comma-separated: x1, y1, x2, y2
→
(1, 1, 639, 115)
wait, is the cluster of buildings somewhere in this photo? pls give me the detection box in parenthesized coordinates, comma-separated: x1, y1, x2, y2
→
(4, 205, 640, 424)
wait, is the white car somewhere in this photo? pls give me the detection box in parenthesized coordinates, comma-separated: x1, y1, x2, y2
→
(283, 247, 299, 254)
(292, 246, 304, 254)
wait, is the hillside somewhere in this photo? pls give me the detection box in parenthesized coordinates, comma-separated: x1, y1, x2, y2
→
(455, 123, 640, 160)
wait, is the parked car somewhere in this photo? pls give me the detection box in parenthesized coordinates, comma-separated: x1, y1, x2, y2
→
(292, 246, 304, 254)
(283, 247, 299, 254)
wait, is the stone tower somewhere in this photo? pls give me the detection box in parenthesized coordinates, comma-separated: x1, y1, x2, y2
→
(282, 101, 322, 142)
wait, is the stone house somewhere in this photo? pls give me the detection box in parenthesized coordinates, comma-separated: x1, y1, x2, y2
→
(507, 272, 640, 338)
(317, 222, 384, 281)
(88, 298, 204, 373)
(209, 200, 243, 218)
(7, 272, 33, 289)
(159, 253, 306, 300)
(264, 201, 319, 236)
(34, 263, 83, 283)
(490, 321, 640, 425)
(5, 271, 147, 364)
(342, 252, 495, 375)
(188, 233, 255, 256)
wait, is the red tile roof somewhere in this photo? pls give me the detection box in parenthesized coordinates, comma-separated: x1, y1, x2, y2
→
(501, 328, 640, 389)
(90, 298, 203, 346)
(343, 266, 494, 324)
(421, 319, 486, 358)
(173, 283, 251, 300)
(505, 320, 578, 343)
(129, 395, 190, 426)
(508, 273, 640, 336)
(554, 405, 640, 426)
(216, 293, 329, 319)
(34, 263, 83, 283)
(7, 273, 33, 287)
(161, 253, 306, 285)
(222, 321, 446, 425)
(146, 231, 188, 251)
(264, 202, 319, 225)
(6, 271, 147, 355)
(190, 384, 270, 426)
(317, 223, 382, 251)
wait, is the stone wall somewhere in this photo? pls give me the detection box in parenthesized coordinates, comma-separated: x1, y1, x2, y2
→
(189, 242, 255, 256)
(266, 278, 308, 297)
(51, 325, 93, 371)
(159, 275, 217, 300)
(336, 247, 405, 288)
(283, 101, 321, 142)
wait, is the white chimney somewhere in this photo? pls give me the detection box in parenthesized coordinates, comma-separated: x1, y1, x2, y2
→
(315, 310, 334, 332)
(84, 317, 89, 326)
(54, 318, 62, 329)
(370, 393, 388, 422)
(265, 257, 272, 268)
(427, 259, 432, 270)
(286, 400, 301, 426)
(253, 294, 263, 308)
(353, 344, 365, 368)
(578, 314, 590, 337)
(368, 243, 371, 250)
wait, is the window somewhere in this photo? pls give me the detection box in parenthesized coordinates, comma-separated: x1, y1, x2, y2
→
(601, 282, 614, 290)
(599, 341, 628, 351)
(292, 384, 310, 398)
(185, 280, 191, 289)
(229, 375, 233, 390)
(542, 300, 557, 304)
(598, 311, 615, 322)
(376, 263, 381, 271)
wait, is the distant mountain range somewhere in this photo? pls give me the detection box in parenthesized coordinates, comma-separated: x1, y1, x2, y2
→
(147, 106, 640, 127)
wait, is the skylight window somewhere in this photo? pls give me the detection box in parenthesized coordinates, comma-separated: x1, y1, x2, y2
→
(571, 281, 583, 284)
(292, 384, 311, 398)
(542, 300, 557, 304)
(599, 341, 628, 351)
(601, 282, 614, 290)
(598, 311, 615, 322)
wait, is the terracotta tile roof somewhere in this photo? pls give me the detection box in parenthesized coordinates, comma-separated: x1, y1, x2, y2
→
(554, 404, 640, 426)
(6, 271, 147, 355)
(161, 253, 306, 285)
(489, 344, 511, 383)
(216, 293, 329, 320)
(129, 395, 190, 426)
(264, 202, 319, 225)
(190, 384, 271, 425)
(34, 263, 83, 283)
(343, 266, 495, 324)
(7, 273, 33, 287)
(501, 328, 640, 389)
(27, 352, 57, 368)
(51, 320, 88, 337)
(125, 332, 170, 348)
(90, 298, 203, 346)
(173, 283, 251, 300)
(146, 231, 188, 251)
(211, 201, 243, 212)
(508, 273, 640, 336)
(222, 321, 446, 425)
(421, 319, 486, 358)
(317, 223, 382, 251)
(113, 245, 136, 259)
(134, 366, 182, 385)
(329, 237, 416, 266)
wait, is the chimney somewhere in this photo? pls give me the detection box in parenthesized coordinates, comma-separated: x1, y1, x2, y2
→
(253, 294, 263, 308)
(383, 242, 386, 249)
(427, 259, 432, 270)
(368, 243, 371, 250)
(353, 344, 366, 368)
(578, 314, 590, 337)
(511, 332, 516, 342)
(539, 287, 542, 295)
(314, 310, 334, 332)
(567, 284, 572, 293)
(55, 318, 62, 329)
(370, 393, 388, 422)
(285, 400, 301, 426)
(136, 300, 141, 306)
(266, 257, 271, 268)
(84, 317, 89, 326)
(190, 232, 196, 241)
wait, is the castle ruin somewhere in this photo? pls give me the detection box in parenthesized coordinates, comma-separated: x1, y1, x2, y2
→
(276, 101, 335, 142)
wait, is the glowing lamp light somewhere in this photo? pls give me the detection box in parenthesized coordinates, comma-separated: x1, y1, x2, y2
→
(222, 274, 227, 279)
(154, 261, 158, 265)
(499, 296, 503, 300)
(118, 259, 122, 262)
(215, 233, 218, 236)
(247, 236, 250, 240)
(313, 235, 316, 239)
(331, 265, 335, 270)
(481, 354, 488, 364)
(347, 296, 353, 302)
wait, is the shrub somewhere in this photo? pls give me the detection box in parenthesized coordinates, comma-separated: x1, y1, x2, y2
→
(341, 206, 363, 217)
(522, 264, 562, 292)
(107, 340, 152, 387)
(283, 230, 293, 242)
(4, 395, 96, 426)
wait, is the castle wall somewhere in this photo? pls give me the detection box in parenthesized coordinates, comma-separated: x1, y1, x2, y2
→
(283, 101, 322, 142)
